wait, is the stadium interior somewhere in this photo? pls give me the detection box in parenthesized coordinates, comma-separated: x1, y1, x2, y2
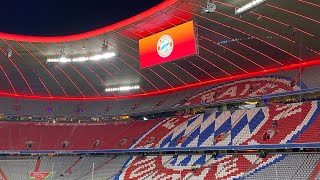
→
(0, 0, 320, 179)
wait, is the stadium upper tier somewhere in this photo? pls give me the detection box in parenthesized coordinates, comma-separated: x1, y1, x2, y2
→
(1, 64, 320, 116)
(0, 100, 319, 151)
(0, 0, 319, 100)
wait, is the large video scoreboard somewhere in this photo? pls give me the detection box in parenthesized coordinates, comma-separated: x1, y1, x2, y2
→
(139, 21, 198, 68)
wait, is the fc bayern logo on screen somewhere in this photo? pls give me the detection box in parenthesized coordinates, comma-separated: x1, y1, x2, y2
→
(157, 35, 174, 58)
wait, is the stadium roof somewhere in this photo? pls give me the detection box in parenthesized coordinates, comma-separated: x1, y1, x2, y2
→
(0, 0, 319, 100)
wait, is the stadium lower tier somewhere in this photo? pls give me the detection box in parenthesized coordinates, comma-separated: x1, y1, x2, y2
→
(0, 155, 129, 180)
(0, 153, 319, 180)
(1, 100, 320, 151)
(118, 153, 320, 180)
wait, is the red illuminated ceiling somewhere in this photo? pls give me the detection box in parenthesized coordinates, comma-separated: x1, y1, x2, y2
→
(0, 0, 319, 100)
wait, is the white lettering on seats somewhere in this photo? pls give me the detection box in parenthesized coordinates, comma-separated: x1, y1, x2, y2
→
(162, 118, 179, 129)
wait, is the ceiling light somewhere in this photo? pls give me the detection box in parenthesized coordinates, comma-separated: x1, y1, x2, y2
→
(90, 52, 115, 61)
(46, 52, 115, 63)
(59, 57, 71, 62)
(235, 0, 268, 14)
(47, 59, 60, 62)
(119, 86, 132, 91)
(105, 85, 140, 92)
(73, 57, 89, 62)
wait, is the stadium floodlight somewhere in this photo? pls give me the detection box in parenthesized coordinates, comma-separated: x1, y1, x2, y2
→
(119, 86, 133, 91)
(59, 57, 72, 62)
(105, 85, 140, 92)
(73, 57, 90, 62)
(46, 52, 116, 63)
(47, 58, 60, 62)
(235, 0, 268, 15)
(90, 52, 116, 61)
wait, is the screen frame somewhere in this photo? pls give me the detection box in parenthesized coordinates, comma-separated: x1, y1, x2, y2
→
(139, 20, 199, 68)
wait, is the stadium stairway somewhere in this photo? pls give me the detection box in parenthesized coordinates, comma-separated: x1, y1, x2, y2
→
(309, 159, 320, 180)
(0, 167, 8, 180)
(34, 158, 41, 172)
(65, 157, 81, 174)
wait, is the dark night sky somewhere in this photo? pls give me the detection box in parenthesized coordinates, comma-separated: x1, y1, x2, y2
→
(0, 0, 164, 36)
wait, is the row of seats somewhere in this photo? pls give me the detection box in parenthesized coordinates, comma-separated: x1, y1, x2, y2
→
(132, 101, 320, 149)
(0, 119, 161, 150)
(117, 153, 316, 180)
(0, 153, 318, 180)
(0, 155, 130, 180)
(246, 154, 320, 180)
(183, 75, 300, 106)
(0, 158, 36, 180)
(0, 153, 314, 180)
(116, 100, 320, 179)
(117, 153, 320, 180)
(0, 100, 319, 151)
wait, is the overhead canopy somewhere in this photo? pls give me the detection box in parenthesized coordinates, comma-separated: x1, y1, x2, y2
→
(0, 0, 319, 100)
